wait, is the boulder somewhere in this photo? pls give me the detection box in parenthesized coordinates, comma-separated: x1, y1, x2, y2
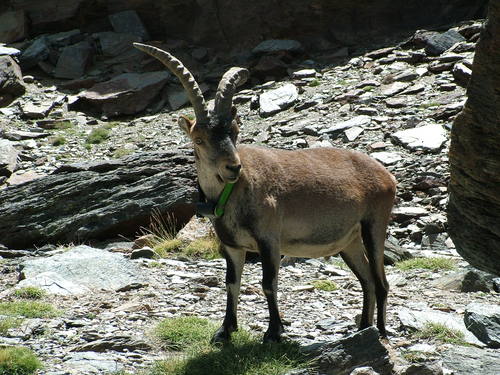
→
(424, 30, 466, 56)
(0, 150, 197, 249)
(74, 71, 170, 117)
(109, 10, 150, 40)
(442, 346, 500, 375)
(0, 56, 26, 107)
(0, 10, 26, 43)
(304, 327, 393, 375)
(464, 303, 500, 348)
(0, 140, 18, 177)
(54, 40, 93, 79)
(19, 36, 50, 70)
(259, 83, 299, 117)
(392, 123, 447, 152)
(448, 1, 500, 276)
(93, 32, 141, 57)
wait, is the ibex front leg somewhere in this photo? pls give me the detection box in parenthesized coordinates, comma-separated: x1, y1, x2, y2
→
(212, 246, 245, 344)
(259, 240, 284, 343)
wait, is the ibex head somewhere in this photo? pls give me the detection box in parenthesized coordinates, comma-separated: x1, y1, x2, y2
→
(134, 43, 249, 184)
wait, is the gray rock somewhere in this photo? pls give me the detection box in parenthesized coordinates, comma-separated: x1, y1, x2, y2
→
(94, 32, 141, 57)
(21, 102, 54, 119)
(64, 352, 123, 374)
(397, 308, 484, 346)
(253, 39, 303, 54)
(2, 130, 49, 141)
(380, 82, 409, 97)
(392, 70, 419, 82)
(344, 126, 364, 141)
(0, 56, 26, 106)
(321, 115, 371, 135)
(370, 152, 402, 166)
(0, 150, 197, 249)
(0, 45, 21, 56)
(350, 367, 380, 375)
(442, 346, 500, 375)
(292, 69, 316, 79)
(464, 303, 500, 348)
(401, 362, 443, 375)
(425, 30, 466, 56)
(384, 237, 413, 265)
(19, 36, 50, 70)
(452, 62, 471, 88)
(72, 334, 152, 352)
(392, 124, 447, 152)
(75, 71, 169, 116)
(304, 327, 392, 375)
(461, 269, 494, 292)
(109, 10, 150, 40)
(54, 40, 93, 79)
(392, 207, 428, 222)
(19, 245, 146, 295)
(0, 10, 26, 43)
(0, 140, 18, 177)
(259, 84, 299, 116)
(130, 247, 157, 260)
(46, 29, 83, 47)
(365, 47, 395, 59)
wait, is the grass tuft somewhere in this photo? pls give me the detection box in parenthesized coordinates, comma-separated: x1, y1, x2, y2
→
(85, 126, 110, 144)
(183, 237, 221, 260)
(395, 257, 456, 271)
(414, 322, 468, 345)
(50, 135, 66, 146)
(0, 318, 23, 336)
(308, 79, 320, 87)
(0, 346, 42, 375)
(0, 301, 58, 318)
(312, 280, 338, 291)
(13, 287, 46, 300)
(152, 316, 309, 375)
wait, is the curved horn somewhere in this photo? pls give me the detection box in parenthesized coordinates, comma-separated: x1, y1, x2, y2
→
(133, 42, 209, 124)
(214, 67, 249, 123)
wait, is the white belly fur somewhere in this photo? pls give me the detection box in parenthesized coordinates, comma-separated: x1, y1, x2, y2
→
(280, 223, 361, 258)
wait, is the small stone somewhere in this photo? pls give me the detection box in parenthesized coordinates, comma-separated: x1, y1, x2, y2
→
(130, 247, 157, 260)
(385, 97, 407, 108)
(350, 367, 380, 375)
(321, 115, 371, 135)
(344, 126, 364, 141)
(452, 62, 471, 88)
(392, 124, 447, 152)
(392, 207, 428, 222)
(392, 70, 418, 82)
(380, 82, 409, 97)
(371, 152, 402, 166)
(292, 69, 316, 79)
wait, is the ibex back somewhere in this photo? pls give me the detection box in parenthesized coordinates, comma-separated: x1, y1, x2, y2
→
(134, 43, 397, 343)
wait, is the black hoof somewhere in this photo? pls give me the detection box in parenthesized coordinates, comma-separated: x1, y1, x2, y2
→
(263, 329, 283, 343)
(211, 326, 232, 345)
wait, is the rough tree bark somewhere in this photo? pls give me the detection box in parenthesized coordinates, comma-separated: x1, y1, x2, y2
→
(0, 150, 197, 249)
(448, 1, 500, 276)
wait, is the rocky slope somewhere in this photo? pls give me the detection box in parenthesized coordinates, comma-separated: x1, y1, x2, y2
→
(0, 14, 499, 375)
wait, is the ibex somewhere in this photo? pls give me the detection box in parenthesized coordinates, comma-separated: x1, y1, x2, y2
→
(134, 43, 396, 343)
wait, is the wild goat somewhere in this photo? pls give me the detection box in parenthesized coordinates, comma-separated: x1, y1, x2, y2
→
(134, 43, 397, 343)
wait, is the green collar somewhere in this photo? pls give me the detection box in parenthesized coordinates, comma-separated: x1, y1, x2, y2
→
(214, 182, 235, 218)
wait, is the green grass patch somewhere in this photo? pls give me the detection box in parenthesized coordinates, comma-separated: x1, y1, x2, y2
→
(419, 102, 440, 109)
(50, 135, 66, 146)
(0, 318, 23, 336)
(152, 316, 309, 375)
(402, 350, 428, 363)
(153, 239, 183, 258)
(0, 346, 42, 375)
(54, 120, 73, 130)
(85, 126, 110, 144)
(413, 322, 468, 346)
(0, 301, 58, 318)
(308, 79, 320, 87)
(312, 280, 338, 292)
(395, 257, 456, 271)
(113, 147, 135, 158)
(13, 287, 46, 300)
(183, 237, 221, 260)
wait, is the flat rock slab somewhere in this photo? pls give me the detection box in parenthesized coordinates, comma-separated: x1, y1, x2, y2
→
(0, 140, 18, 177)
(64, 352, 123, 374)
(253, 39, 303, 54)
(304, 327, 393, 375)
(259, 83, 299, 116)
(75, 71, 169, 117)
(371, 151, 402, 166)
(321, 115, 371, 135)
(464, 303, 500, 348)
(442, 346, 500, 375)
(392, 123, 447, 152)
(398, 308, 484, 346)
(18, 245, 146, 295)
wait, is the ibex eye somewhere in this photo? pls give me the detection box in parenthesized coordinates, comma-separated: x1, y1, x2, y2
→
(194, 138, 203, 145)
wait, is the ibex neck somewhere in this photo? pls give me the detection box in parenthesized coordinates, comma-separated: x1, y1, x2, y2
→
(197, 168, 225, 201)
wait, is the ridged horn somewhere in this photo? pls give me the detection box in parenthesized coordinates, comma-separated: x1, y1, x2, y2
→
(133, 42, 209, 124)
(214, 67, 249, 123)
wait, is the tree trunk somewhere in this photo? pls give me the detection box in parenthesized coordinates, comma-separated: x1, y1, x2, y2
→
(0, 150, 197, 249)
(448, 1, 500, 276)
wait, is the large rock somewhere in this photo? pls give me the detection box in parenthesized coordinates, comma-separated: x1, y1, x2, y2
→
(259, 83, 299, 117)
(304, 327, 392, 375)
(464, 303, 500, 348)
(0, 140, 18, 177)
(442, 346, 500, 375)
(424, 30, 466, 56)
(74, 71, 170, 117)
(0, 150, 197, 249)
(18, 245, 146, 295)
(0, 10, 26, 43)
(392, 123, 447, 152)
(448, 1, 500, 276)
(108, 10, 150, 40)
(54, 40, 93, 79)
(0, 56, 26, 107)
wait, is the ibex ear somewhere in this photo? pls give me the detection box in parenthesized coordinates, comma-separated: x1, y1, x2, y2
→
(178, 115, 195, 135)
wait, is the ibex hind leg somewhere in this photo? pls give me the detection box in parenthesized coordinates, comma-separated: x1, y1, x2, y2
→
(340, 235, 376, 330)
(361, 219, 389, 337)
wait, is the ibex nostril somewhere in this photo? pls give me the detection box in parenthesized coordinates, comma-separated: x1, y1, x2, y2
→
(226, 164, 241, 173)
